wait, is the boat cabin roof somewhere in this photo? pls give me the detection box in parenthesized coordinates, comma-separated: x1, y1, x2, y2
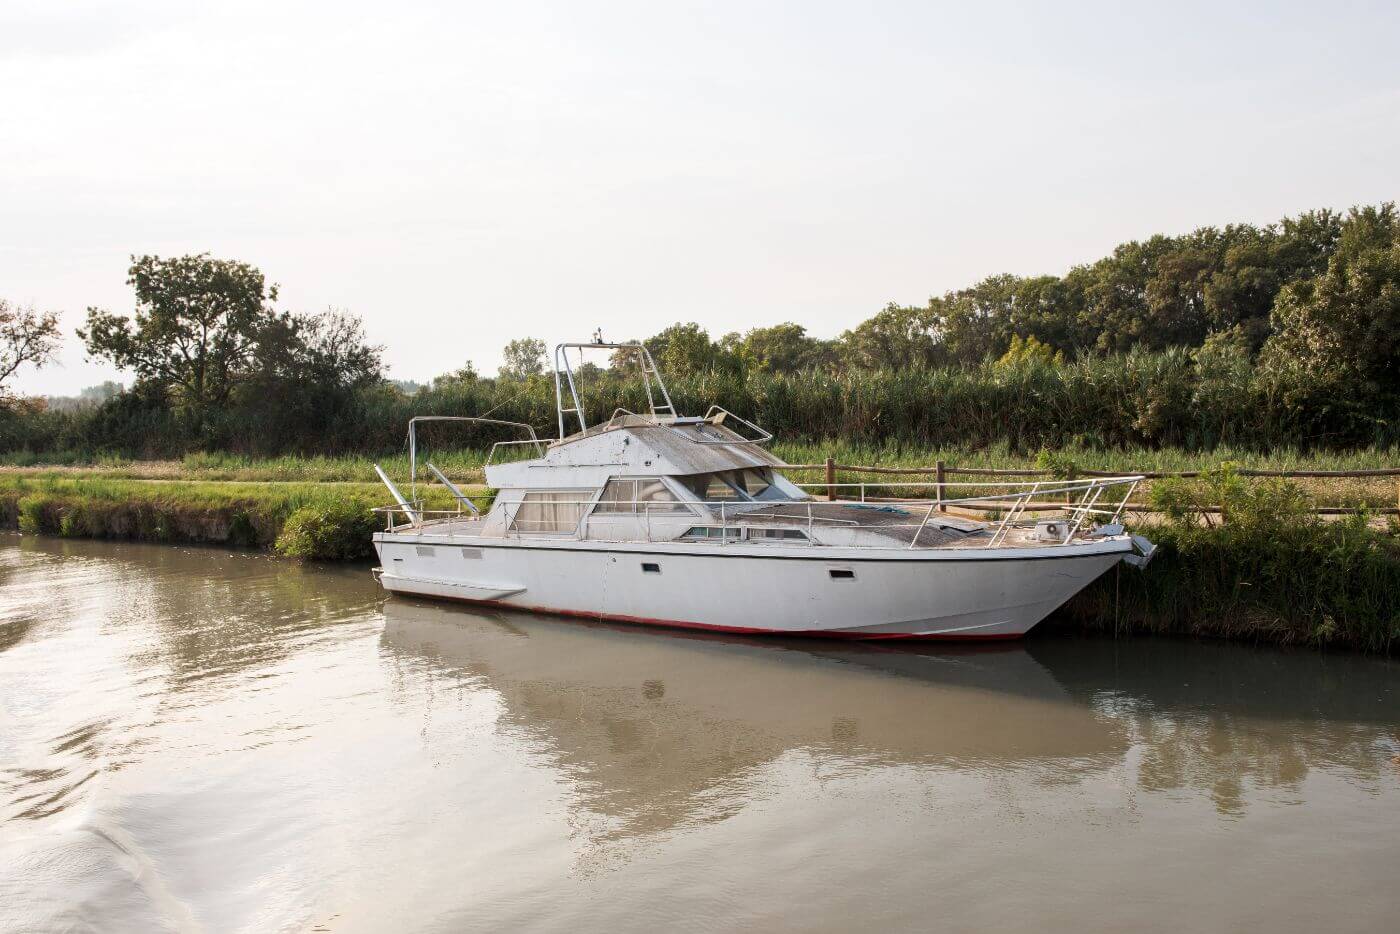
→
(484, 415, 785, 489)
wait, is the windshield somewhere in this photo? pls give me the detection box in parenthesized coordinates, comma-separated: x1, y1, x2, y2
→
(679, 469, 801, 503)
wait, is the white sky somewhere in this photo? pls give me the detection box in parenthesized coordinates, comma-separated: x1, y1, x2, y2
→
(4, 0, 1398, 395)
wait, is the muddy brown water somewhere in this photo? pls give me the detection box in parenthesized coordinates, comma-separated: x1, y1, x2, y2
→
(2, 536, 1399, 933)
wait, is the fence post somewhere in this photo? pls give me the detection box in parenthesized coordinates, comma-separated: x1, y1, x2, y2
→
(825, 457, 836, 501)
(1065, 463, 1076, 504)
(936, 459, 946, 512)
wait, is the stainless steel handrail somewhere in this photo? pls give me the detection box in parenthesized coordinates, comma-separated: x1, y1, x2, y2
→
(375, 475, 1143, 549)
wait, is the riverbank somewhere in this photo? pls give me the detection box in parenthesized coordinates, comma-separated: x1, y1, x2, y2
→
(2, 469, 1396, 652)
(0, 476, 470, 561)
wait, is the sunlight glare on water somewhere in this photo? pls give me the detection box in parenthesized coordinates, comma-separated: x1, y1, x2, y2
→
(2, 536, 1399, 933)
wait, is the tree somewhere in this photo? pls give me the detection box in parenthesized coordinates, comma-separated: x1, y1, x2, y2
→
(499, 338, 547, 379)
(79, 254, 280, 426)
(727, 322, 833, 372)
(0, 299, 62, 400)
(286, 309, 384, 391)
(80, 381, 125, 404)
(253, 308, 384, 394)
(1262, 208, 1400, 397)
(838, 302, 943, 370)
(995, 334, 1064, 368)
(645, 322, 724, 377)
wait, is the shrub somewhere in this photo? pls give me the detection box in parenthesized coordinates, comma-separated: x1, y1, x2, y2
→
(17, 495, 43, 535)
(275, 499, 380, 561)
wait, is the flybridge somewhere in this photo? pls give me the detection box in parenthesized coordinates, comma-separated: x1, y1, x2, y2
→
(377, 340, 774, 506)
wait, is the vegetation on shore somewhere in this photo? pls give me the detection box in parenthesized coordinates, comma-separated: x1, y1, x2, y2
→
(0, 477, 474, 561)
(1057, 469, 1400, 653)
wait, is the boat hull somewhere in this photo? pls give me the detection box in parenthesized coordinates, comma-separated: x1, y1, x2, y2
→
(373, 537, 1131, 640)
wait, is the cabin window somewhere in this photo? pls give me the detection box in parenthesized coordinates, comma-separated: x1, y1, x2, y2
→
(510, 491, 589, 534)
(702, 473, 746, 501)
(681, 526, 743, 540)
(594, 478, 690, 515)
(749, 528, 808, 541)
(679, 472, 745, 501)
(679, 468, 798, 503)
(829, 568, 856, 580)
(739, 469, 772, 498)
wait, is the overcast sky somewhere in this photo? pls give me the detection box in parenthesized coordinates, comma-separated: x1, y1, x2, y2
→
(4, 0, 1398, 395)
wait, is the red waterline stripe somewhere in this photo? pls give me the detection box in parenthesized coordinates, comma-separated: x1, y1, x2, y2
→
(396, 592, 1024, 642)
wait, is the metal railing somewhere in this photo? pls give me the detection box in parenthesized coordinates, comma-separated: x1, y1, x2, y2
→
(789, 476, 1141, 548)
(375, 475, 1142, 550)
(594, 406, 773, 446)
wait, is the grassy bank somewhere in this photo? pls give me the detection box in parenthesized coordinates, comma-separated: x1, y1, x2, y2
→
(0, 476, 470, 561)
(1056, 472, 1400, 652)
(1056, 518, 1400, 653)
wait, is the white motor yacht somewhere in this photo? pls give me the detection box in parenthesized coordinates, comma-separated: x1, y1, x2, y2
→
(372, 340, 1154, 640)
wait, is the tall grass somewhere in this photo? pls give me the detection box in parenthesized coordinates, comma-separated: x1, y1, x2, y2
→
(7, 349, 1400, 458)
(1058, 468, 1400, 652)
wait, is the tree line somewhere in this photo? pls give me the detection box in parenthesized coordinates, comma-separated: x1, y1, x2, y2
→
(2, 202, 1398, 455)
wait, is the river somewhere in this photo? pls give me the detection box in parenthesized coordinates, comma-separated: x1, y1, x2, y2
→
(2, 536, 1398, 932)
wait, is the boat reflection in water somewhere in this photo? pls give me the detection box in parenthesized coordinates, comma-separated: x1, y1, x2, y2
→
(380, 597, 1400, 855)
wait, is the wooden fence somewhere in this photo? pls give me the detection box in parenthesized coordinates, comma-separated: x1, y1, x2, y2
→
(780, 459, 1400, 516)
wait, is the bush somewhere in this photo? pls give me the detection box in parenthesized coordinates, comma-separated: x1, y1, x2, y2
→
(275, 499, 380, 561)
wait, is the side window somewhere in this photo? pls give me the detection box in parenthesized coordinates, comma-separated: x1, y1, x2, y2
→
(511, 491, 589, 533)
(596, 479, 637, 513)
(749, 528, 807, 541)
(637, 479, 689, 513)
(681, 526, 742, 540)
(740, 469, 772, 498)
(703, 473, 745, 501)
(595, 478, 690, 515)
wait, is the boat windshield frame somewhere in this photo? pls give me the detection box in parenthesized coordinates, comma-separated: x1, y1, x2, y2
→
(677, 468, 807, 505)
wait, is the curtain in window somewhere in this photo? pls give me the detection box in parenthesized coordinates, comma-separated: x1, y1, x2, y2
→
(512, 492, 588, 532)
